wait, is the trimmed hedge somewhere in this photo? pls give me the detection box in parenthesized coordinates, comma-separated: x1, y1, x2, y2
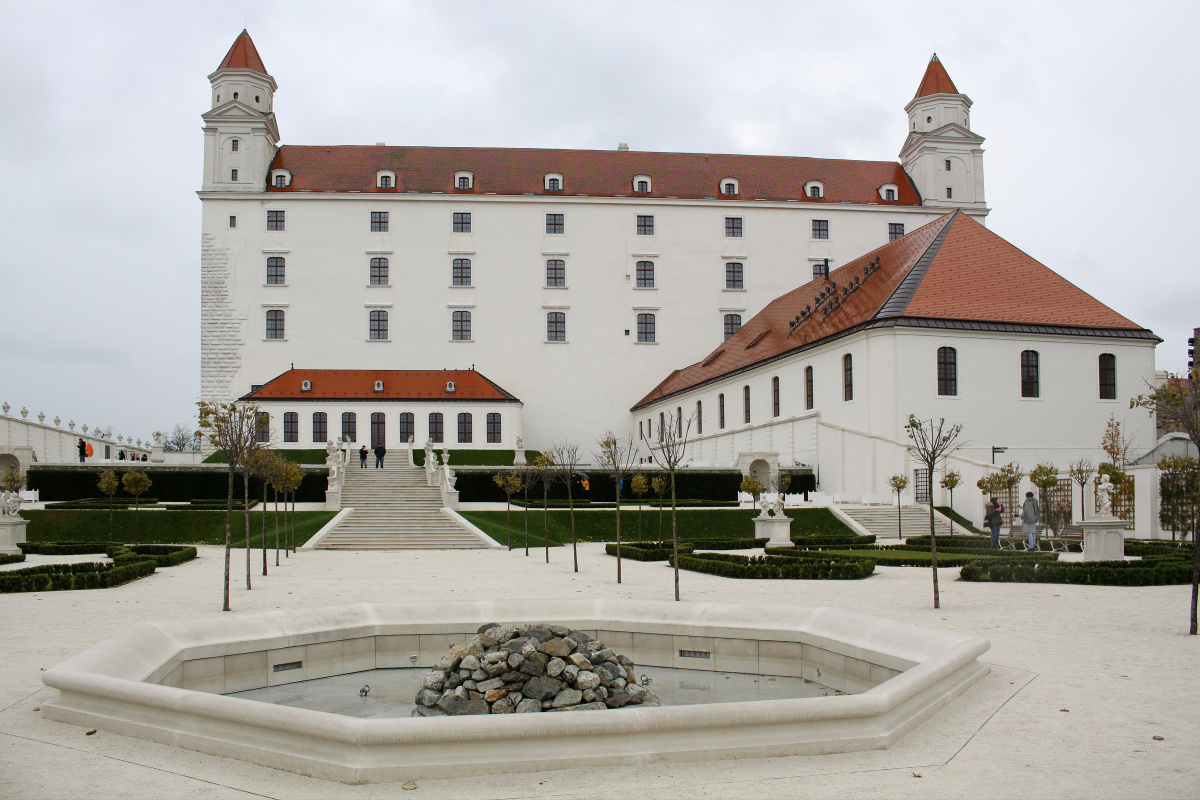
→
(1125, 540, 1195, 557)
(0, 543, 197, 593)
(205, 448, 330, 465)
(960, 555, 1193, 585)
(27, 468, 326, 502)
(19, 542, 111, 555)
(456, 470, 750, 504)
(0, 553, 26, 565)
(512, 499, 740, 509)
(672, 552, 875, 580)
(904, 534, 992, 548)
(605, 543, 681, 561)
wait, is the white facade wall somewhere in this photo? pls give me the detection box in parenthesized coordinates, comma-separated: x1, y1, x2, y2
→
(201, 193, 970, 449)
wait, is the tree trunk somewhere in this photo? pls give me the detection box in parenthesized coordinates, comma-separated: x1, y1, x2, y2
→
(543, 484, 549, 563)
(615, 488, 623, 585)
(523, 485, 529, 556)
(262, 481, 268, 576)
(568, 481, 577, 573)
(1191, 513, 1199, 635)
(243, 470, 251, 590)
(290, 492, 296, 552)
(133, 500, 139, 545)
(671, 473, 679, 601)
(505, 495, 511, 550)
(637, 499, 643, 543)
(224, 468, 233, 611)
(274, 486, 280, 566)
(108, 496, 113, 541)
(929, 472, 940, 609)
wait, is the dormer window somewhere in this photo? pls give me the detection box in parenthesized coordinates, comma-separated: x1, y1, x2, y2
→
(454, 171, 474, 190)
(373, 380, 384, 393)
(231, 139, 239, 152)
(274, 175, 285, 188)
(885, 189, 895, 200)
(633, 175, 652, 194)
(301, 380, 312, 393)
(376, 169, 396, 189)
(380, 175, 392, 188)
(544, 173, 563, 192)
(720, 178, 739, 196)
(458, 177, 470, 189)
(270, 168, 292, 188)
(804, 181, 824, 199)
(446, 380, 456, 393)
(878, 183, 899, 202)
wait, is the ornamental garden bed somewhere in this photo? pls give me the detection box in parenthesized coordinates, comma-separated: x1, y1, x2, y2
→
(1, 544, 197, 593)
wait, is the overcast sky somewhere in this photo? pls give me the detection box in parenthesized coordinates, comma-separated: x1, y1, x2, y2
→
(1, 0, 1196, 442)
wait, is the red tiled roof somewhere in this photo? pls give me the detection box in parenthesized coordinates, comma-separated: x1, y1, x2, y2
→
(243, 369, 519, 402)
(217, 30, 268, 75)
(914, 54, 958, 98)
(267, 145, 922, 204)
(634, 212, 1152, 408)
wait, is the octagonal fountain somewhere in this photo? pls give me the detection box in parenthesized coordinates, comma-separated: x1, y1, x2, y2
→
(40, 599, 989, 784)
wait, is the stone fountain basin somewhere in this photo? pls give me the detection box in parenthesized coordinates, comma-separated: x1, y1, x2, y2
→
(41, 599, 989, 784)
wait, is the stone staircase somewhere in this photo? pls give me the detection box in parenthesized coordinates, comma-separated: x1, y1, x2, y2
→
(839, 505, 958, 541)
(316, 459, 487, 550)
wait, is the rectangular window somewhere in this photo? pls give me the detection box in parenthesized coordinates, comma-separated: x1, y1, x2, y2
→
(266, 257, 285, 284)
(636, 215, 654, 236)
(637, 313, 655, 342)
(452, 310, 471, 340)
(398, 412, 415, 444)
(370, 412, 386, 448)
(696, 401, 702, 434)
(231, 169, 238, 182)
(946, 187, 953, 199)
(453, 212, 471, 232)
(945, 159, 952, 171)
(370, 257, 389, 285)
(228, 216, 237, 228)
(452, 258, 472, 286)
(937, 347, 958, 396)
(743, 385, 750, 424)
(458, 413, 473, 444)
(267, 210, 285, 231)
(486, 413, 501, 443)
(428, 413, 444, 444)
(1099, 354, 1116, 400)
(636, 261, 654, 288)
(231, 139, 239, 152)
(283, 412, 298, 443)
(545, 259, 565, 287)
(254, 412, 270, 442)
(723, 314, 741, 340)
(725, 262, 743, 289)
(813, 260, 829, 281)
(265, 309, 285, 339)
(889, 223, 905, 241)
(545, 213, 564, 234)
(1021, 351, 1040, 398)
(547, 311, 566, 341)
(380, 175, 392, 188)
(370, 211, 388, 232)
(369, 310, 388, 340)
(718, 393, 725, 428)
(725, 217, 742, 237)
(341, 412, 357, 443)
(812, 220, 829, 239)
(843, 354, 854, 401)
(312, 412, 327, 443)
(772, 376, 780, 417)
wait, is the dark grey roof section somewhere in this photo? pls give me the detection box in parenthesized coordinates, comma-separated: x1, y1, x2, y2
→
(875, 211, 959, 319)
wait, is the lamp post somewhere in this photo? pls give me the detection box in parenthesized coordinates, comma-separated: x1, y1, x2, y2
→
(992, 446, 1007, 465)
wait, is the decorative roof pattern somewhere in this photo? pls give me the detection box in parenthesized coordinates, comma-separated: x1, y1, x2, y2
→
(243, 369, 520, 402)
(914, 54, 959, 97)
(633, 212, 1152, 409)
(266, 145, 922, 204)
(217, 30, 268, 75)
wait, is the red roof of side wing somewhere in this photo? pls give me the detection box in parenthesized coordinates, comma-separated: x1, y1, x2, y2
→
(914, 54, 959, 97)
(217, 30, 268, 74)
(242, 369, 520, 402)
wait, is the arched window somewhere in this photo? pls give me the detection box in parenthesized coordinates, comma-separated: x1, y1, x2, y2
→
(398, 412, 415, 444)
(254, 412, 270, 443)
(428, 412, 444, 443)
(266, 309, 285, 339)
(452, 310, 471, 340)
(718, 393, 725, 428)
(724, 314, 741, 340)
(312, 412, 327, 443)
(486, 413, 501, 443)
(885, 188, 895, 201)
(547, 312, 566, 341)
(743, 385, 751, 424)
(341, 412, 357, 443)
(772, 376, 780, 417)
(937, 347, 957, 396)
(1099, 354, 1116, 399)
(636, 261, 654, 287)
(458, 413, 473, 443)
(369, 310, 388, 340)
(725, 262, 743, 289)
(805, 366, 814, 410)
(452, 258, 471, 286)
(696, 400, 703, 434)
(283, 412, 298, 443)
(370, 412, 386, 447)
(637, 313, 655, 342)
(843, 354, 853, 401)
(274, 174, 285, 188)
(267, 257, 285, 284)
(545, 259, 565, 287)
(370, 257, 388, 285)
(1021, 351, 1039, 398)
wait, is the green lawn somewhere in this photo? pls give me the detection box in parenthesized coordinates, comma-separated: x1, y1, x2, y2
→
(458, 507, 852, 548)
(22, 510, 336, 548)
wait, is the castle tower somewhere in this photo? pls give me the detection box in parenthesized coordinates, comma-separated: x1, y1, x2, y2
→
(200, 31, 279, 192)
(900, 54, 986, 210)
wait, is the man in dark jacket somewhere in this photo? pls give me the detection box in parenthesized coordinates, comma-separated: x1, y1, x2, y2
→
(374, 444, 386, 468)
(77, 438, 87, 463)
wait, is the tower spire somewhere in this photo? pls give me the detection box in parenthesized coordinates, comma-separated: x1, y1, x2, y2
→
(217, 29, 268, 75)
(914, 53, 958, 98)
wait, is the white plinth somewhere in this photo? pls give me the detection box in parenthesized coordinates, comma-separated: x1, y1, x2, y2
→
(754, 514, 793, 548)
(1080, 517, 1128, 561)
(0, 516, 29, 555)
(149, 445, 165, 463)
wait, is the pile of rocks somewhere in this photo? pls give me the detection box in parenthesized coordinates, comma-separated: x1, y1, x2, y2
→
(413, 622, 661, 716)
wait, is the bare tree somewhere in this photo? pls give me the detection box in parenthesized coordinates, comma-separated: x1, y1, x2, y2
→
(532, 452, 556, 563)
(515, 461, 536, 556)
(163, 422, 201, 452)
(198, 400, 263, 611)
(644, 410, 694, 601)
(904, 415, 965, 609)
(1068, 457, 1094, 522)
(1133, 369, 1200, 633)
(492, 471, 521, 550)
(888, 474, 908, 540)
(594, 430, 639, 584)
(549, 442, 584, 572)
(250, 449, 280, 576)
(121, 470, 152, 545)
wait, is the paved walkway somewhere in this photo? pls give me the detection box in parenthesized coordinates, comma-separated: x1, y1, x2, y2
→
(1, 543, 1196, 799)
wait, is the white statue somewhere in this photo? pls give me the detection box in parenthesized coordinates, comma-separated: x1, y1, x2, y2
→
(772, 492, 785, 517)
(1096, 473, 1115, 517)
(515, 436, 523, 451)
(153, 431, 163, 445)
(0, 492, 21, 517)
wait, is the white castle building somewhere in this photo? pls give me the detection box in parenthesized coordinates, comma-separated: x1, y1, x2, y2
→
(201, 32, 1159, 512)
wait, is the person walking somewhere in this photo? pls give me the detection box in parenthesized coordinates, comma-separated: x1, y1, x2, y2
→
(374, 443, 386, 469)
(1021, 491, 1040, 551)
(77, 438, 87, 463)
(358, 445, 368, 468)
(985, 496, 1003, 548)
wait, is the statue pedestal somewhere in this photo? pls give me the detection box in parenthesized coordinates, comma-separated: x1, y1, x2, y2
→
(150, 444, 166, 463)
(0, 516, 29, 555)
(1080, 517, 1128, 561)
(754, 515, 793, 548)
(513, 450, 527, 467)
